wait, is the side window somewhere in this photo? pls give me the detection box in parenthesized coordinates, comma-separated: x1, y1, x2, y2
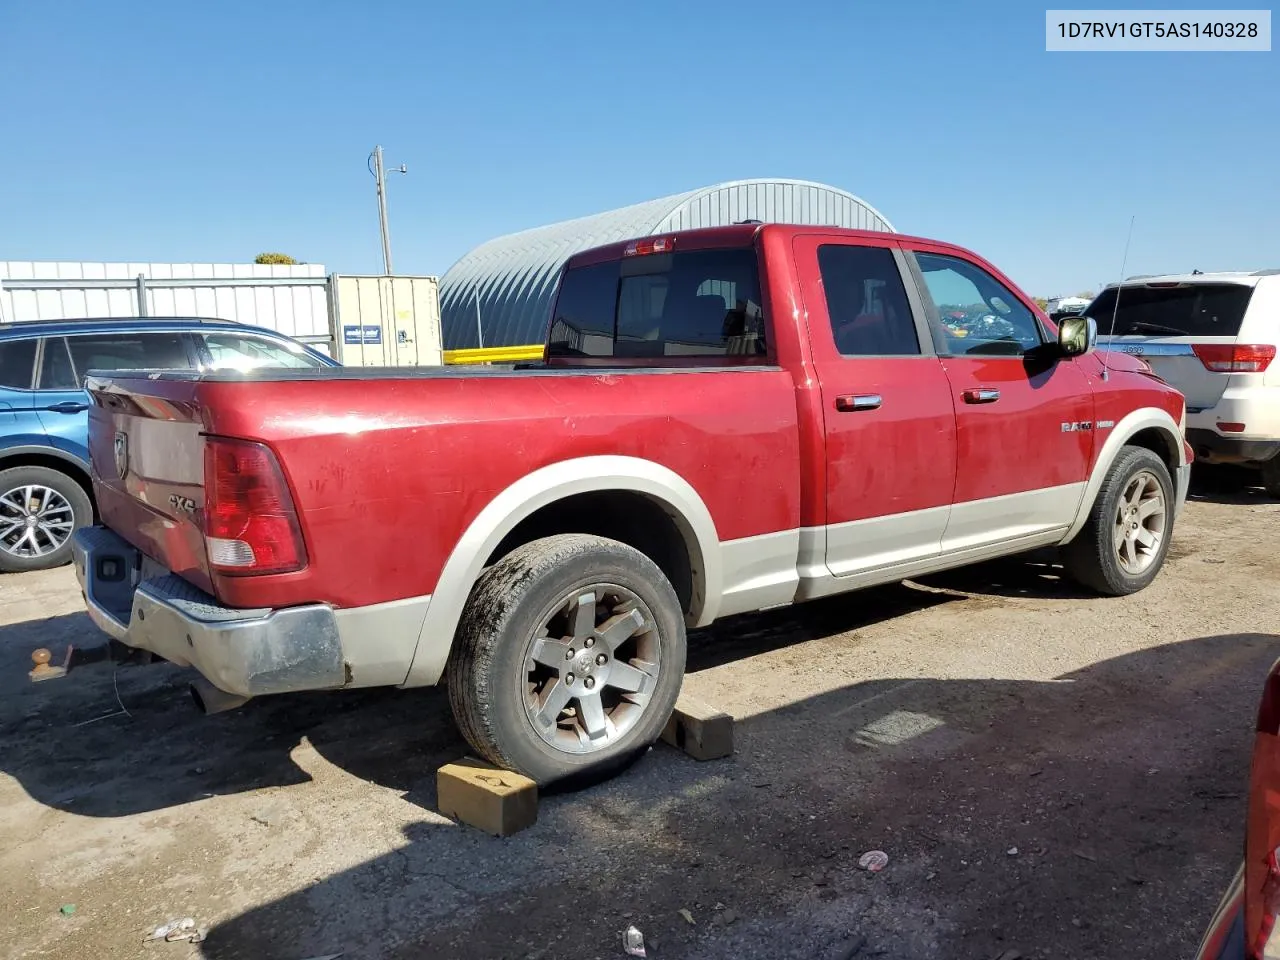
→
(548, 261, 619, 357)
(817, 245, 919, 356)
(914, 253, 1042, 356)
(66, 332, 192, 374)
(0, 338, 37, 389)
(202, 334, 323, 371)
(38, 338, 79, 390)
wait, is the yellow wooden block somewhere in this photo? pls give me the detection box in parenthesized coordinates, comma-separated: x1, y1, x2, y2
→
(436, 759, 538, 836)
(661, 695, 734, 761)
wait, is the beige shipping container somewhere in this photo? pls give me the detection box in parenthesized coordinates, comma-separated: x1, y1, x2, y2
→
(333, 275, 443, 367)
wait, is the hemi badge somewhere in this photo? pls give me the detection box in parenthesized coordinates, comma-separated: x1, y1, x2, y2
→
(1097, 420, 1116, 429)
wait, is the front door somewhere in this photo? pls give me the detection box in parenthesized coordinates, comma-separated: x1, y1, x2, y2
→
(905, 245, 1095, 551)
(794, 235, 958, 578)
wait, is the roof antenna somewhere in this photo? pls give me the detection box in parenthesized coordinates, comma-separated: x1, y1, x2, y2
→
(1100, 215, 1135, 382)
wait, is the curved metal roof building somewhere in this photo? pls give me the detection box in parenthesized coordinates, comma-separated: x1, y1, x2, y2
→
(438, 178, 894, 349)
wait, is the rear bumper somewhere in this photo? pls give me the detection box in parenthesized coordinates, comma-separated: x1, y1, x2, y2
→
(1187, 428, 1280, 466)
(72, 527, 346, 699)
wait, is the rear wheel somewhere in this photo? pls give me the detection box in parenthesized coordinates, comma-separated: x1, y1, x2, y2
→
(447, 534, 686, 786)
(0, 466, 92, 573)
(1061, 446, 1174, 596)
(1261, 456, 1280, 499)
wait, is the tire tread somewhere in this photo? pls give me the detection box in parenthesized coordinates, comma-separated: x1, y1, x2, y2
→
(1061, 446, 1174, 596)
(446, 533, 684, 783)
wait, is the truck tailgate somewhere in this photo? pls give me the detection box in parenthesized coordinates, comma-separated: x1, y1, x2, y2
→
(86, 376, 214, 593)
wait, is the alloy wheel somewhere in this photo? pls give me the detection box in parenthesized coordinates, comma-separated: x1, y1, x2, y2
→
(0, 485, 75, 559)
(520, 584, 662, 755)
(1113, 471, 1166, 575)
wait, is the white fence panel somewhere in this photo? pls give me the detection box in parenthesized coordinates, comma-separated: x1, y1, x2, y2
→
(0, 261, 331, 342)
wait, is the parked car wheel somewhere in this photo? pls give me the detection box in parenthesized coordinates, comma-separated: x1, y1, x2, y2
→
(1061, 446, 1175, 596)
(447, 534, 686, 786)
(1260, 455, 1280, 499)
(1192, 462, 1251, 494)
(0, 465, 93, 573)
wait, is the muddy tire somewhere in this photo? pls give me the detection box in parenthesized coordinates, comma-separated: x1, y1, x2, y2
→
(447, 534, 686, 787)
(0, 465, 93, 573)
(1061, 446, 1174, 596)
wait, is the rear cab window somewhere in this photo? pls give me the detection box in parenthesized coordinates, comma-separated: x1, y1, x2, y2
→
(548, 243, 768, 363)
(1088, 283, 1255, 338)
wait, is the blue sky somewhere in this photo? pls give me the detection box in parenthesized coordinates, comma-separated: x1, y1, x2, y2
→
(2, 1, 1275, 297)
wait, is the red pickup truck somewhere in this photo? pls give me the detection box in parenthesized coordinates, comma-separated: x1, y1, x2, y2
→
(73, 224, 1191, 784)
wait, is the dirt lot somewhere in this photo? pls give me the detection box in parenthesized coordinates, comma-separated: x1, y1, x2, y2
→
(2, 477, 1279, 960)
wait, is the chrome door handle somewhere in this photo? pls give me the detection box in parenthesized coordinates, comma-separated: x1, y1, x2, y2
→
(835, 394, 882, 412)
(962, 388, 1000, 404)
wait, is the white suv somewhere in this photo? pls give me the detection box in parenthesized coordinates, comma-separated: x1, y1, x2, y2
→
(1089, 270, 1280, 495)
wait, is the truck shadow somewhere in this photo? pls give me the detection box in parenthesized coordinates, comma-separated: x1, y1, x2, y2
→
(0, 562, 1205, 818)
(192, 631, 1278, 960)
(0, 584, 953, 819)
(687, 582, 957, 671)
(912, 549, 1096, 600)
(1, 592, 1272, 959)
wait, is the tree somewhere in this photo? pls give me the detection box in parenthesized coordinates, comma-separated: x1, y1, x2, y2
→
(1073, 290, 1096, 300)
(1033, 297, 1049, 311)
(254, 252, 298, 265)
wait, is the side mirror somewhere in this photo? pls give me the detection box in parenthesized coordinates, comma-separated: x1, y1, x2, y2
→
(1058, 315, 1097, 357)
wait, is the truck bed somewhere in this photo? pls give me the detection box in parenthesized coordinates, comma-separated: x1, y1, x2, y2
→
(86, 363, 803, 612)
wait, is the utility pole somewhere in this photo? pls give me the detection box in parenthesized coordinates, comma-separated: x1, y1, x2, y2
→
(369, 145, 406, 275)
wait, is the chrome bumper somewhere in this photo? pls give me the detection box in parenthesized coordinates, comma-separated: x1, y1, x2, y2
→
(72, 527, 346, 699)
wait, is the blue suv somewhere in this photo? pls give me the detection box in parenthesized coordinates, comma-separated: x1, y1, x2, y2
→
(0, 317, 337, 573)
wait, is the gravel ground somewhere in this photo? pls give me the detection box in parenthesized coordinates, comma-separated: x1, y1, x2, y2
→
(1, 474, 1278, 960)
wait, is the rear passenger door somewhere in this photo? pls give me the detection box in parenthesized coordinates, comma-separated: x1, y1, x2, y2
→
(794, 235, 958, 578)
(37, 332, 197, 462)
(33, 337, 92, 462)
(0, 338, 45, 448)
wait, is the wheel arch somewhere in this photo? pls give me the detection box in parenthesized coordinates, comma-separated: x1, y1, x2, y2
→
(0, 446, 95, 517)
(401, 455, 722, 688)
(1062, 407, 1185, 544)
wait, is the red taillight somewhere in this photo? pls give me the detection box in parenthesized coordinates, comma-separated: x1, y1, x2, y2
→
(623, 237, 675, 257)
(1193, 343, 1276, 373)
(203, 438, 306, 576)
